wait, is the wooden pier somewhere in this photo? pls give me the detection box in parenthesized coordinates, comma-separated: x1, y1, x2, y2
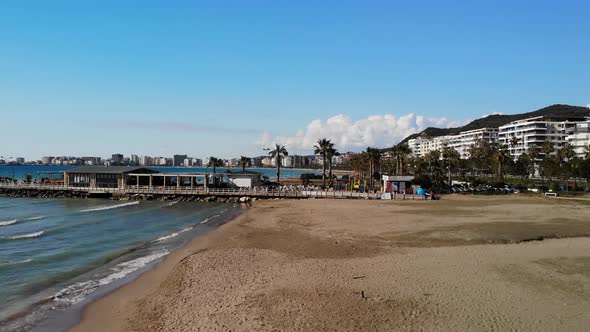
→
(0, 183, 424, 200)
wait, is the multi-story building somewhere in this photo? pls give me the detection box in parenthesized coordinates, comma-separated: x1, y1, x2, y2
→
(130, 154, 140, 165)
(173, 154, 188, 167)
(16, 157, 25, 164)
(140, 155, 153, 166)
(498, 116, 580, 160)
(262, 157, 275, 167)
(407, 136, 449, 158)
(111, 154, 124, 165)
(567, 118, 590, 159)
(448, 128, 499, 159)
(41, 156, 54, 165)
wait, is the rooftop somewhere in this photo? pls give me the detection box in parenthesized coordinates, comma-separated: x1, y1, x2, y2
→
(65, 166, 158, 174)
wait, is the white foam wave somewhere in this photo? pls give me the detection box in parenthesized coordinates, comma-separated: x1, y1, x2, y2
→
(80, 201, 139, 212)
(0, 258, 32, 267)
(8, 231, 45, 240)
(200, 213, 221, 224)
(0, 219, 17, 226)
(53, 250, 170, 305)
(164, 201, 178, 207)
(98, 250, 169, 286)
(22, 216, 45, 221)
(155, 227, 193, 242)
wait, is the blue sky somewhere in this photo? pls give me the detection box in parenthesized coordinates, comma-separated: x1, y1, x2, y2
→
(1, 0, 589, 160)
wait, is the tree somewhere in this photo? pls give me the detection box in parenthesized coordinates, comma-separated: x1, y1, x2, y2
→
(207, 156, 224, 174)
(391, 143, 412, 175)
(513, 154, 530, 179)
(441, 145, 460, 188)
(365, 147, 382, 189)
(314, 138, 334, 188)
(527, 144, 539, 176)
(584, 145, 590, 161)
(540, 142, 556, 188)
(269, 144, 288, 184)
(326, 146, 340, 187)
(492, 144, 510, 180)
(238, 156, 252, 172)
(509, 136, 520, 150)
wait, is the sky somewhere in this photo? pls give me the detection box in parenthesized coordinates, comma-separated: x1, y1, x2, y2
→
(1, 0, 589, 160)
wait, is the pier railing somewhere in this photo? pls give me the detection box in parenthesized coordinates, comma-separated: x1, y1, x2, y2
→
(0, 183, 422, 200)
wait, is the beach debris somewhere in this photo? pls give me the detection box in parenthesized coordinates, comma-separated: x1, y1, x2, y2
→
(352, 276, 366, 280)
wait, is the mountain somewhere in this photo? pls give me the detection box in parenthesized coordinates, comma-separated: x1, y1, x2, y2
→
(399, 104, 590, 145)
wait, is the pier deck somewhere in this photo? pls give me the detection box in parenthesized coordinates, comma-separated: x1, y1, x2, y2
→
(0, 184, 424, 200)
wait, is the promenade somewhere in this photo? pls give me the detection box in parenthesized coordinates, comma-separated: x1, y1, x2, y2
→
(0, 183, 424, 200)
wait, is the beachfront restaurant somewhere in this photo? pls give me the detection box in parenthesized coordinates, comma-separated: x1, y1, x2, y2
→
(64, 166, 159, 188)
(64, 166, 227, 190)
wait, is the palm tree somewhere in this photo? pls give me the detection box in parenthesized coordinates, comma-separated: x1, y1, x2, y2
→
(238, 156, 252, 172)
(492, 144, 510, 180)
(268, 144, 288, 184)
(541, 141, 555, 158)
(326, 146, 340, 187)
(314, 138, 334, 188)
(558, 143, 575, 162)
(365, 147, 382, 189)
(442, 145, 460, 187)
(207, 156, 224, 174)
(509, 136, 519, 159)
(391, 143, 412, 175)
(585, 145, 590, 161)
(527, 144, 539, 177)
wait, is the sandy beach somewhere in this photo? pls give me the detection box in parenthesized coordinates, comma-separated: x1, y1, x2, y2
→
(70, 195, 590, 331)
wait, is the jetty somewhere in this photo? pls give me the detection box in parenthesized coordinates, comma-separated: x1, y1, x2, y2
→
(0, 166, 424, 201)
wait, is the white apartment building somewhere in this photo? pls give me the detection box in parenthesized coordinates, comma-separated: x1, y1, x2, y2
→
(567, 119, 590, 159)
(448, 128, 499, 159)
(498, 116, 580, 160)
(407, 136, 449, 158)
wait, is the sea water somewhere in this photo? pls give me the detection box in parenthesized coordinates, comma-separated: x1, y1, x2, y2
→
(0, 197, 240, 331)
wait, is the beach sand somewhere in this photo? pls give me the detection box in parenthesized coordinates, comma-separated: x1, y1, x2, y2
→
(70, 195, 590, 331)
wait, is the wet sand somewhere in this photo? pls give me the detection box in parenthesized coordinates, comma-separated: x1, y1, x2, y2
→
(70, 195, 590, 331)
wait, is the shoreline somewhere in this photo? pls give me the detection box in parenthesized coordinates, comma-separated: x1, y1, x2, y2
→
(69, 195, 590, 331)
(0, 200, 243, 332)
(68, 206, 247, 332)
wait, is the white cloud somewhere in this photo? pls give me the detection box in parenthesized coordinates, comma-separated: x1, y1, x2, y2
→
(258, 113, 470, 153)
(481, 112, 504, 118)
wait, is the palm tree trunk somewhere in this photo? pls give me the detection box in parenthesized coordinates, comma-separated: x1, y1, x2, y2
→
(328, 160, 333, 188)
(277, 160, 281, 184)
(322, 155, 326, 188)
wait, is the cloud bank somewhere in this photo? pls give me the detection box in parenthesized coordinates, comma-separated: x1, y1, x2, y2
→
(259, 113, 470, 152)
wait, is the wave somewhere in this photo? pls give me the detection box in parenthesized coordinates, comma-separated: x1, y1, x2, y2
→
(200, 213, 221, 224)
(154, 227, 193, 242)
(53, 250, 169, 305)
(0, 216, 45, 227)
(22, 216, 45, 221)
(163, 201, 178, 207)
(4, 231, 45, 241)
(0, 219, 17, 226)
(80, 201, 139, 212)
(0, 258, 32, 267)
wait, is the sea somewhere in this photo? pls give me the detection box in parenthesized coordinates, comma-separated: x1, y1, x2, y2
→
(0, 196, 242, 331)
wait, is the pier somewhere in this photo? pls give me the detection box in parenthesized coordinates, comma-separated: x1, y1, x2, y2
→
(0, 183, 427, 200)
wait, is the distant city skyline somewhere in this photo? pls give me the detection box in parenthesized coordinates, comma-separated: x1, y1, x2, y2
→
(1, 1, 589, 160)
